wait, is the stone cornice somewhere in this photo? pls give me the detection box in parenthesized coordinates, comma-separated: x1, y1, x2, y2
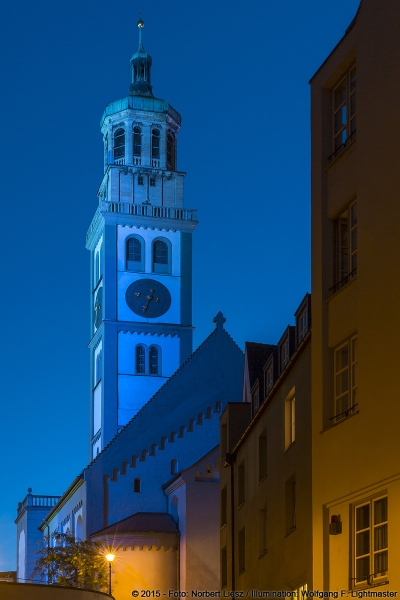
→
(88, 321, 194, 348)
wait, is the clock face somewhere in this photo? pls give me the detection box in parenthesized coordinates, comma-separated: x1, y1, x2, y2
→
(94, 287, 103, 329)
(126, 279, 171, 318)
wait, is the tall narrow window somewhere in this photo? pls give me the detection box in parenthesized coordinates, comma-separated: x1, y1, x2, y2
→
(152, 129, 160, 159)
(221, 546, 228, 588)
(127, 238, 141, 266)
(258, 430, 267, 481)
(259, 508, 268, 555)
(334, 335, 358, 421)
(166, 131, 176, 171)
(238, 461, 245, 506)
(136, 346, 145, 374)
(134, 478, 141, 493)
(280, 336, 289, 371)
(149, 346, 159, 375)
(333, 64, 356, 155)
(133, 126, 142, 157)
(354, 496, 388, 585)
(221, 486, 227, 527)
(285, 391, 296, 449)
(113, 128, 125, 160)
(238, 527, 245, 574)
(95, 351, 102, 384)
(333, 201, 357, 292)
(285, 475, 296, 535)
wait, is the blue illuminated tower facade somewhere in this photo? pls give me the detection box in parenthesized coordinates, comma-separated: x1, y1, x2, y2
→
(86, 19, 197, 458)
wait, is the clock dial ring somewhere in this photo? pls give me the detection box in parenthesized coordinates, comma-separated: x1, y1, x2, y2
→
(126, 278, 171, 318)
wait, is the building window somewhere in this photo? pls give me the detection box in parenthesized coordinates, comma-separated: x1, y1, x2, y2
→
(221, 486, 227, 527)
(259, 508, 268, 556)
(333, 201, 357, 293)
(152, 238, 171, 274)
(95, 351, 102, 384)
(133, 126, 142, 157)
(285, 475, 296, 535)
(238, 461, 245, 506)
(151, 129, 160, 159)
(297, 306, 309, 343)
(137, 175, 144, 186)
(238, 527, 245, 574)
(264, 361, 273, 395)
(280, 337, 289, 371)
(251, 383, 259, 415)
(258, 430, 267, 481)
(171, 459, 178, 475)
(126, 237, 143, 271)
(285, 390, 296, 449)
(149, 346, 159, 375)
(166, 131, 176, 171)
(134, 478, 141, 493)
(150, 177, 156, 186)
(354, 496, 388, 585)
(333, 335, 358, 422)
(221, 546, 228, 588)
(136, 346, 145, 374)
(332, 64, 356, 155)
(113, 128, 125, 160)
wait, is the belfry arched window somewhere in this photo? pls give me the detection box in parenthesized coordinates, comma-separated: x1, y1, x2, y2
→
(149, 346, 159, 375)
(136, 346, 145, 374)
(133, 127, 142, 157)
(126, 236, 144, 271)
(167, 131, 176, 171)
(113, 128, 125, 160)
(152, 239, 171, 274)
(152, 129, 160, 159)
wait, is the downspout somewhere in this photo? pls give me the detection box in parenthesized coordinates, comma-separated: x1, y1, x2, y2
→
(230, 460, 235, 591)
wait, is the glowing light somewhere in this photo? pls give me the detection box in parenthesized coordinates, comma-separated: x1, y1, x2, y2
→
(105, 553, 115, 562)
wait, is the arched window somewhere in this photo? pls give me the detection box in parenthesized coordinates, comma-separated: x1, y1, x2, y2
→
(152, 239, 171, 273)
(152, 129, 160, 159)
(136, 346, 145, 374)
(113, 128, 125, 160)
(126, 237, 143, 272)
(149, 346, 159, 375)
(76, 516, 83, 541)
(134, 478, 141, 493)
(167, 132, 176, 171)
(133, 127, 142, 157)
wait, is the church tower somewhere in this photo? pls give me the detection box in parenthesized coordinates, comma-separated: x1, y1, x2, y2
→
(86, 18, 197, 458)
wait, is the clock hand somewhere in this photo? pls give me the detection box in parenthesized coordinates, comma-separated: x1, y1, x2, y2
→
(143, 293, 154, 312)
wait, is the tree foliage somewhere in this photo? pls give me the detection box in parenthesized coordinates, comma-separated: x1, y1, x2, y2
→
(34, 532, 109, 591)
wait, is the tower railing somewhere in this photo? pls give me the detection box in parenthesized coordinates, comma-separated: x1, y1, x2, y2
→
(17, 494, 61, 516)
(105, 200, 198, 221)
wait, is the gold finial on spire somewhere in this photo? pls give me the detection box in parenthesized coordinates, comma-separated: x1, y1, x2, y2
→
(137, 12, 144, 28)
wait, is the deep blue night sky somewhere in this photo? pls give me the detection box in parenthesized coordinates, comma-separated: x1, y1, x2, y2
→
(0, 0, 360, 570)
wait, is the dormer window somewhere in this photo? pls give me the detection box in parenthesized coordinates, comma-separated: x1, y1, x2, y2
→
(113, 128, 125, 160)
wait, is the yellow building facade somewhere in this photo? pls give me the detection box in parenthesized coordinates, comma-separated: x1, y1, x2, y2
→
(311, 0, 400, 591)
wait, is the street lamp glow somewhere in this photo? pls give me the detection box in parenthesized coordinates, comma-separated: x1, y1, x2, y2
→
(106, 553, 115, 562)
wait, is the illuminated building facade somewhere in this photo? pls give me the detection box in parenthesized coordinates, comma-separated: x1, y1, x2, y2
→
(310, 0, 400, 590)
(15, 21, 244, 597)
(219, 295, 311, 592)
(220, 0, 400, 592)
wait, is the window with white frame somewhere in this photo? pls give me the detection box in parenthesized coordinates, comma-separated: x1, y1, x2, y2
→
(354, 496, 388, 586)
(297, 305, 309, 344)
(333, 335, 358, 421)
(332, 63, 356, 155)
(333, 201, 357, 292)
(126, 236, 144, 271)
